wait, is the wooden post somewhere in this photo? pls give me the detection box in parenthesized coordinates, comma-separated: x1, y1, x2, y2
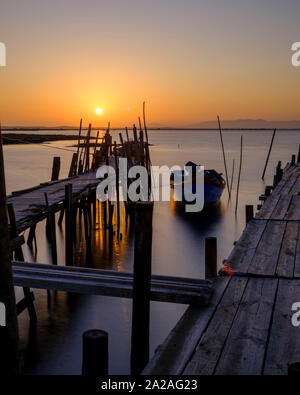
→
(143, 101, 149, 144)
(51, 157, 61, 181)
(68, 153, 78, 178)
(27, 223, 36, 248)
(7, 203, 37, 322)
(217, 116, 231, 198)
(75, 118, 83, 175)
(114, 141, 120, 228)
(245, 205, 254, 224)
(297, 144, 300, 164)
(291, 154, 296, 166)
(235, 135, 243, 216)
(265, 186, 272, 197)
(131, 202, 154, 375)
(82, 329, 108, 376)
(262, 128, 276, 179)
(0, 129, 19, 375)
(44, 193, 58, 265)
(125, 127, 130, 142)
(205, 237, 217, 278)
(65, 184, 73, 266)
(85, 123, 92, 172)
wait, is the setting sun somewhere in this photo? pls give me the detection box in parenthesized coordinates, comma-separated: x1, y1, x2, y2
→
(96, 108, 103, 115)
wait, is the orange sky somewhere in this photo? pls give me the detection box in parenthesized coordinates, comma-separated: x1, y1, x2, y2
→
(0, 0, 300, 127)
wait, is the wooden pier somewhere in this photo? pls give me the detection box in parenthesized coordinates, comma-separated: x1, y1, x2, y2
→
(143, 159, 300, 375)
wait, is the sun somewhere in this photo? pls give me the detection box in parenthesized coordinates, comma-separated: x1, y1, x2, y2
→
(96, 108, 103, 115)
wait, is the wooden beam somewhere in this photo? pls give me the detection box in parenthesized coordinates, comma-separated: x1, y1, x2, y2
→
(12, 261, 212, 305)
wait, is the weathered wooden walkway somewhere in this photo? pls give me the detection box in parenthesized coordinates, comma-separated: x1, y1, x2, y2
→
(143, 162, 300, 375)
(7, 172, 99, 232)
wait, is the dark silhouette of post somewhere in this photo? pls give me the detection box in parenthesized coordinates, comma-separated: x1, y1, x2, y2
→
(0, 128, 19, 375)
(262, 128, 276, 180)
(205, 237, 217, 278)
(131, 202, 154, 375)
(82, 329, 108, 376)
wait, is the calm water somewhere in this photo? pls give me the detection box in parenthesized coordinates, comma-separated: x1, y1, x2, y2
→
(3, 129, 300, 374)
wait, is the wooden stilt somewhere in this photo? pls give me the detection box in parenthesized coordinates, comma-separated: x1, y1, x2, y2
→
(65, 184, 73, 266)
(131, 202, 154, 375)
(205, 237, 217, 278)
(44, 194, 57, 265)
(245, 205, 254, 224)
(51, 157, 61, 181)
(82, 329, 108, 376)
(7, 203, 37, 322)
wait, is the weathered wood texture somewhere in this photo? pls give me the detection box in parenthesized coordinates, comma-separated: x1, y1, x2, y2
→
(7, 172, 99, 232)
(144, 162, 300, 375)
(12, 261, 213, 305)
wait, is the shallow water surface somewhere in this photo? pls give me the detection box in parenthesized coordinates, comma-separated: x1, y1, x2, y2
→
(3, 129, 299, 374)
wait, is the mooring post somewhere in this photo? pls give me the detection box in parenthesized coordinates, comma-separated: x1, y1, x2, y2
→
(131, 202, 154, 375)
(65, 184, 73, 266)
(0, 130, 19, 375)
(291, 154, 296, 166)
(44, 193, 57, 265)
(297, 145, 300, 164)
(205, 237, 217, 278)
(51, 156, 61, 181)
(68, 153, 78, 178)
(245, 205, 254, 224)
(265, 186, 272, 197)
(114, 141, 120, 229)
(82, 329, 109, 376)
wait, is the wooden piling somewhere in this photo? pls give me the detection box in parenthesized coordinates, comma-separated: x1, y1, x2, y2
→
(75, 119, 83, 175)
(85, 123, 92, 172)
(114, 141, 120, 228)
(262, 128, 276, 179)
(0, 128, 19, 375)
(131, 202, 154, 375)
(205, 237, 217, 278)
(291, 154, 296, 166)
(44, 193, 58, 265)
(65, 184, 73, 266)
(217, 116, 231, 198)
(245, 205, 254, 224)
(143, 101, 149, 144)
(68, 153, 78, 178)
(82, 329, 108, 376)
(297, 145, 300, 164)
(7, 203, 37, 322)
(51, 157, 61, 181)
(235, 135, 243, 216)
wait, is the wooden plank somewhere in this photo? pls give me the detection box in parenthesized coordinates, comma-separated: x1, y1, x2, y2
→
(183, 277, 247, 375)
(142, 277, 230, 375)
(248, 220, 286, 276)
(226, 220, 267, 273)
(285, 196, 300, 221)
(270, 195, 293, 220)
(263, 279, 300, 375)
(255, 194, 280, 220)
(12, 262, 213, 305)
(214, 278, 278, 375)
(276, 221, 298, 278)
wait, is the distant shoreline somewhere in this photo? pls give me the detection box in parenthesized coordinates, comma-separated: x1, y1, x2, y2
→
(2, 127, 300, 132)
(2, 133, 79, 145)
